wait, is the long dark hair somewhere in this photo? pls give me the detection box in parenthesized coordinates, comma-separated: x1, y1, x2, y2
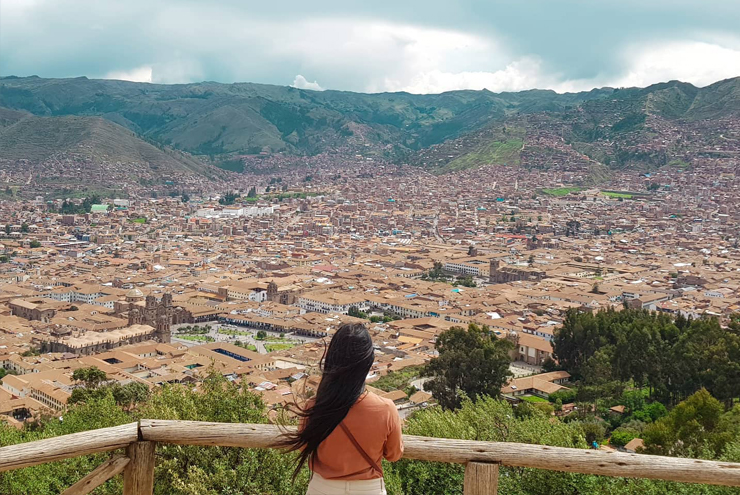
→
(280, 323, 375, 478)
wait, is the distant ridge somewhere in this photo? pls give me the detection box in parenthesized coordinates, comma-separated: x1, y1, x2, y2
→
(0, 75, 616, 157)
(0, 75, 738, 177)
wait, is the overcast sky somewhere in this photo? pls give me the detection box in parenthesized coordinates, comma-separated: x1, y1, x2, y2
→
(2, 0, 740, 94)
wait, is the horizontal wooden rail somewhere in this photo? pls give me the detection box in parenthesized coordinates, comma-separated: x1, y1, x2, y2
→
(0, 423, 138, 473)
(140, 419, 740, 487)
(3, 420, 740, 490)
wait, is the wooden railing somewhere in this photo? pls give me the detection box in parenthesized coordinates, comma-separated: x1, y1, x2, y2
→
(1, 420, 740, 494)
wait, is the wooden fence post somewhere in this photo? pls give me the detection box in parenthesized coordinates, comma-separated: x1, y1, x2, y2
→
(123, 441, 156, 495)
(464, 462, 499, 495)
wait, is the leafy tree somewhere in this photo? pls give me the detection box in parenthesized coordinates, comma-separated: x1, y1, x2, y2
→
(454, 275, 476, 288)
(110, 382, 150, 409)
(620, 389, 647, 413)
(181, 193, 190, 203)
(4, 225, 10, 235)
(219, 192, 239, 205)
(548, 388, 577, 404)
(551, 308, 716, 403)
(247, 186, 257, 198)
(29, 240, 41, 248)
(256, 330, 267, 340)
(423, 262, 449, 282)
(423, 323, 513, 410)
(347, 306, 368, 319)
(372, 366, 424, 393)
(20, 223, 28, 233)
(515, 401, 555, 418)
(384, 396, 700, 495)
(0, 371, 307, 495)
(610, 428, 639, 447)
(72, 367, 108, 389)
(580, 420, 607, 445)
(670, 318, 740, 407)
(631, 402, 668, 423)
(642, 389, 732, 458)
(541, 357, 558, 373)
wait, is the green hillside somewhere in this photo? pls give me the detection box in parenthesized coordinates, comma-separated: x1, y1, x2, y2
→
(0, 114, 221, 178)
(1, 76, 739, 178)
(685, 77, 740, 120)
(0, 76, 612, 158)
(444, 127, 525, 172)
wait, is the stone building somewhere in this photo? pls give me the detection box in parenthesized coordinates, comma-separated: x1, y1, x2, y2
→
(126, 292, 187, 344)
(40, 324, 157, 355)
(489, 259, 547, 284)
(9, 299, 57, 322)
(115, 290, 187, 344)
(265, 281, 299, 305)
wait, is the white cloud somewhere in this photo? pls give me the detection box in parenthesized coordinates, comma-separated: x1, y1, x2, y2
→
(387, 57, 550, 94)
(150, 59, 205, 84)
(4, 1, 740, 95)
(291, 75, 323, 91)
(384, 39, 740, 94)
(104, 65, 153, 83)
(548, 40, 740, 93)
(265, 19, 512, 93)
(612, 41, 740, 89)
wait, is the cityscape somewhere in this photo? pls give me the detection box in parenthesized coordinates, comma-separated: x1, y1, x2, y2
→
(0, 143, 738, 420)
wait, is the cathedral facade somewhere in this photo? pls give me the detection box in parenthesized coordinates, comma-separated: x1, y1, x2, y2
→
(122, 290, 187, 343)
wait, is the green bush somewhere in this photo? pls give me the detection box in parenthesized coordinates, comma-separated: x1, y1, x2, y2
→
(610, 428, 639, 447)
(548, 389, 577, 404)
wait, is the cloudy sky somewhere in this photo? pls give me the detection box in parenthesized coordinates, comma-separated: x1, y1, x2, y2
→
(2, 0, 740, 94)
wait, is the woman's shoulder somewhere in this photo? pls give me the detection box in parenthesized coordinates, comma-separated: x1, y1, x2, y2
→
(362, 391, 397, 412)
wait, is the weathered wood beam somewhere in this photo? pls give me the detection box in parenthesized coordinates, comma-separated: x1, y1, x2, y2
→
(464, 462, 499, 495)
(123, 441, 156, 495)
(0, 423, 138, 473)
(61, 455, 130, 495)
(139, 419, 740, 487)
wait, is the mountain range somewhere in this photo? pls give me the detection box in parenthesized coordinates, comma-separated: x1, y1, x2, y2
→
(1, 75, 739, 188)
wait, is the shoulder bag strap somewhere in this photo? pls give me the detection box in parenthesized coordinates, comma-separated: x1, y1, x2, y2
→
(339, 422, 382, 474)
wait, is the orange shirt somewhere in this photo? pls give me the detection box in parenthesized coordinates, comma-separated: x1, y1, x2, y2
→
(307, 392, 404, 480)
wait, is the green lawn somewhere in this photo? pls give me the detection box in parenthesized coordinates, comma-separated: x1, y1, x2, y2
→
(602, 191, 633, 199)
(220, 329, 253, 337)
(264, 343, 296, 353)
(541, 187, 584, 196)
(520, 395, 549, 403)
(128, 217, 147, 224)
(178, 335, 215, 343)
(259, 336, 293, 342)
(234, 342, 258, 352)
